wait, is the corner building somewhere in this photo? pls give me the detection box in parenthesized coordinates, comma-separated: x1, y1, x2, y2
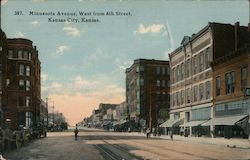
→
(0, 29, 41, 130)
(169, 22, 250, 137)
(126, 59, 170, 130)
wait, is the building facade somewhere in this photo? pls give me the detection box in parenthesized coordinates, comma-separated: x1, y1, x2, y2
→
(126, 59, 170, 130)
(209, 44, 250, 138)
(168, 22, 250, 136)
(0, 29, 41, 130)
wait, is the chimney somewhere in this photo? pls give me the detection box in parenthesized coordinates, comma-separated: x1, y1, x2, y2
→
(234, 22, 239, 51)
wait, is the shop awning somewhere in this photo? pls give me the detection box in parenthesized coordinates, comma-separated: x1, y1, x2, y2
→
(202, 115, 247, 126)
(180, 120, 207, 127)
(159, 118, 183, 128)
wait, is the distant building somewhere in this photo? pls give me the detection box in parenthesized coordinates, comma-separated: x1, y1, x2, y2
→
(40, 99, 48, 127)
(126, 59, 170, 130)
(115, 101, 127, 122)
(0, 29, 41, 130)
(168, 22, 250, 137)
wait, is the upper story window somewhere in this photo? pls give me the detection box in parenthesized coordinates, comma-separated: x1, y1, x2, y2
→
(205, 47, 212, 69)
(140, 66, 144, 72)
(23, 51, 28, 59)
(156, 80, 160, 87)
(172, 68, 175, 83)
(19, 79, 25, 90)
(181, 90, 184, 105)
(162, 80, 166, 87)
(26, 66, 30, 76)
(19, 64, 25, 75)
(8, 50, 13, 58)
(18, 50, 23, 59)
(6, 79, 10, 86)
(26, 80, 30, 91)
(140, 78, 144, 86)
(186, 59, 190, 78)
(206, 81, 211, 99)
(199, 83, 204, 100)
(28, 52, 32, 60)
(186, 88, 191, 103)
(193, 85, 198, 102)
(181, 63, 184, 80)
(176, 92, 180, 106)
(26, 96, 30, 107)
(0, 46, 2, 52)
(225, 71, 235, 95)
(177, 65, 180, 82)
(162, 67, 165, 75)
(156, 66, 160, 75)
(216, 76, 221, 96)
(199, 52, 204, 72)
(241, 66, 248, 91)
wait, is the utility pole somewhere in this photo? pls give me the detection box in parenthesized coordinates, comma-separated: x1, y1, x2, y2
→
(46, 98, 49, 128)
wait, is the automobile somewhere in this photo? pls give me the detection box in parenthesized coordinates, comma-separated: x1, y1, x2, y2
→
(31, 123, 47, 139)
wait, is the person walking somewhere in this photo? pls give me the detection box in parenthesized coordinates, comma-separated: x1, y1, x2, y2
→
(74, 126, 79, 140)
(146, 128, 150, 139)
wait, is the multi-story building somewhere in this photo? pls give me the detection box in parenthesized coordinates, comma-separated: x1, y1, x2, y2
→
(115, 101, 127, 122)
(126, 59, 170, 130)
(168, 22, 250, 137)
(0, 29, 41, 130)
(206, 44, 250, 138)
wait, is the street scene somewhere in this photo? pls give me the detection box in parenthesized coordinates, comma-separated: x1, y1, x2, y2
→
(4, 128, 250, 160)
(1, 0, 250, 160)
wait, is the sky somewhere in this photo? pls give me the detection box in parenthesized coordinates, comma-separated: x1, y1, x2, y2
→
(1, 0, 249, 125)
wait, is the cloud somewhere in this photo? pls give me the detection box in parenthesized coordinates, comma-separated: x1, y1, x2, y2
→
(56, 45, 70, 55)
(41, 72, 48, 82)
(134, 24, 166, 35)
(15, 32, 25, 38)
(63, 26, 80, 37)
(1, 0, 8, 6)
(31, 20, 40, 27)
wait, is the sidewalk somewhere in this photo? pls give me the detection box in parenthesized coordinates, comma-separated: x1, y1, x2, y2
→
(124, 132, 250, 149)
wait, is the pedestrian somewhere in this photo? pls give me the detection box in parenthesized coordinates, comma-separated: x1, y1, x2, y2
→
(74, 127, 79, 140)
(146, 128, 150, 139)
(170, 130, 173, 140)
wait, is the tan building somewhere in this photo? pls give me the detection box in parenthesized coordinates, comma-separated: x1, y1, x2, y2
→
(168, 22, 250, 137)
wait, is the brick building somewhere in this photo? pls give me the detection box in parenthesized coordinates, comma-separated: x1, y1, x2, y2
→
(168, 22, 250, 137)
(0, 29, 41, 130)
(207, 44, 250, 138)
(126, 59, 170, 130)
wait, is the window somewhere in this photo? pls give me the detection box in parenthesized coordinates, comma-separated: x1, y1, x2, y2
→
(186, 59, 190, 77)
(177, 92, 180, 106)
(156, 66, 160, 75)
(26, 80, 30, 91)
(225, 71, 235, 95)
(140, 78, 144, 86)
(24, 51, 28, 59)
(194, 56, 198, 74)
(241, 66, 248, 91)
(181, 63, 184, 80)
(167, 81, 170, 87)
(156, 80, 160, 87)
(173, 93, 175, 106)
(26, 96, 30, 107)
(162, 80, 165, 87)
(19, 64, 24, 75)
(19, 80, 25, 90)
(186, 88, 191, 103)
(19, 96, 25, 106)
(194, 86, 198, 102)
(6, 79, 10, 86)
(26, 66, 30, 76)
(172, 68, 175, 83)
(28, 52, 32, 60)
(162, 67, 165, 75)
(181, 90, 184, 105)
(216, 76, 221, 96)
(199, 83, 204, 100)
(8, 50, 13, 58)
(199, 52, 204, 72)
(18, 50, 23, 59)
(0, 46, 2, 51)
(206, 81, 211, 99)
(140, 66, 144, 72)
(177, 65, 180, 82)
(205, 47, 211, 69)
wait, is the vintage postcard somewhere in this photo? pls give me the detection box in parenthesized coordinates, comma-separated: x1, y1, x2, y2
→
(0, 0, 249, 159)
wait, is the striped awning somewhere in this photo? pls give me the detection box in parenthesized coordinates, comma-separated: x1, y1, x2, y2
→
(202, 115, 247, 126)
(180, 120, 207, 127)
(159, 118, 183, 128)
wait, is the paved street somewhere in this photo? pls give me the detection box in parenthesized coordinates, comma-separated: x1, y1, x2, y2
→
(4, 128, 250, 160)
